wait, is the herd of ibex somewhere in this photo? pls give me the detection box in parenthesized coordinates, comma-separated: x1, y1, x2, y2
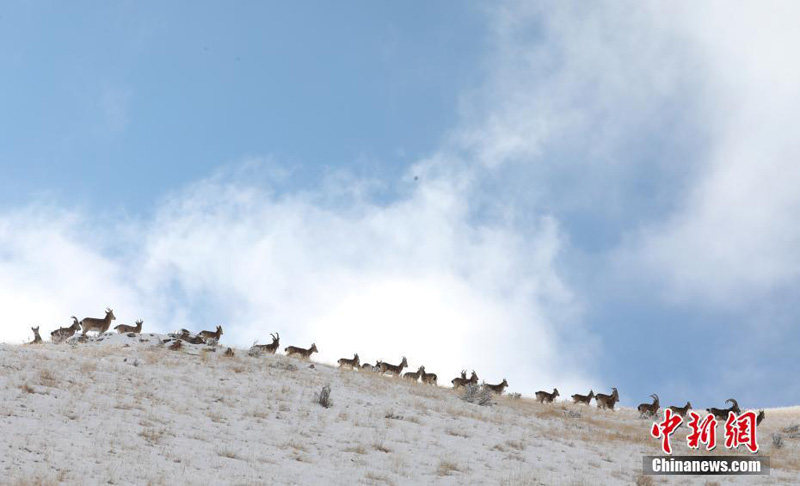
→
(26, 308, 766, 424)
(31, 308, 224, 346)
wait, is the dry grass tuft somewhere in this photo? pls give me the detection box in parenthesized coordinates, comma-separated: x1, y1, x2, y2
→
(445, 427, 470, 438)
(38, 369, 58, 387)
(373, 438, 392, 454)
(345, 444, 368, 455)
(139, 427, 165, 445)
(216, 448, 241, 460)
(281, 439, 309, 453)
(436, 457, 462, 476)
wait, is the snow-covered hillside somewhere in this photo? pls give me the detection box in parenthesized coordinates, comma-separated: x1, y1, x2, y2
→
(1, 335, 798, 486)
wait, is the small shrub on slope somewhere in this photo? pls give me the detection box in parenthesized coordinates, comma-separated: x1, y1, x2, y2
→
(461, 383, 494, 406)
(316, 385, 333, 408)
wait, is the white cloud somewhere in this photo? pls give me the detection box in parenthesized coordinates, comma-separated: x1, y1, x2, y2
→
(0, 206, 144, 344)
(625, 1, 800, 306)
(447, 1, 699, 223)
(0, 160, 594, 395)
(450, 0, 800, 310)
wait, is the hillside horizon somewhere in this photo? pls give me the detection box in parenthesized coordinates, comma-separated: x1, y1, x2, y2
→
(2, 333, 798, 485)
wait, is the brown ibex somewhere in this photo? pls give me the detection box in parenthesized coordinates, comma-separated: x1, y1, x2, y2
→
(114, 319, 143, 334)
(365, 362, 383, 372)
(198, 325, 223, 344)
(706, 399, 740, 420)
(29, 326, 43, 344)
(379, 356, 408, 376)
(535, 388, 559, 403)
(51, 317, 81, 343)
(285, 342, 318, 359)
(177, 329, 206, 345)
(79, 308, 116, 336)
(337, 353, 360, 370)
(485, 378, 509, 395)
(403, 366, 424, 382)
(595, 387, 619, 410)
(250, 333, 280, 355)
(668, 401, 693, 418)
(571, 390, 594, 405)
(263, 332, 280, 354)
(451, 370, 468, 388)
(637, 394, 660, 418)
(451, 370, 478, 389)
(421, 367, 438, 385)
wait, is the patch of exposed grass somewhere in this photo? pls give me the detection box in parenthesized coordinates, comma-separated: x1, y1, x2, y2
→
(38, 369, 58, 387)
(139, 427, 165, 445)
(436, 457, 462, 476)
(216, 448, 241, 460)
(345, 444, 368, 455)
(445, 427, 470, 438)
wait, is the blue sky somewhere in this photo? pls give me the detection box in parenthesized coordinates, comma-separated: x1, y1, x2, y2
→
(2, 1, 799, 409)
(0, 2, 484, 209)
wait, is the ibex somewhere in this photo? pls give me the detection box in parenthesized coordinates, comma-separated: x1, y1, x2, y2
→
(637, 394, 660, 418)
(29, 326, 43, 344)
(403, 366, 424, 382)
(668, 401, 693, 418)
(706, 399, 740, 420)
(571, 390, 594, 405)
(177, 329, 206, 345)
(451, 370, 468, 388)
(379, 356, 408, 376)
(198, 325, 223, 344)
(250, 333, 280, 355)
(224, 347, 235, 357)
(535, 388, 559, 403)
(595, 387, 619, 410)
(451, 370, 478, 389)
(114, 319, 143, 334)
(421, 368, 438, 385)
(285, 342, 318, 359)
(361, 362, 381, 372)
(79, 308, 116, 336)
(756, 410, 765, 426)
(337, 353, 360, 370)
(51, 317, 81, 343)
(485, 378, 509, 395)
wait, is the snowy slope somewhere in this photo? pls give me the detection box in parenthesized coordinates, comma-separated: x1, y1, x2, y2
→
(1, 335, 798, 486)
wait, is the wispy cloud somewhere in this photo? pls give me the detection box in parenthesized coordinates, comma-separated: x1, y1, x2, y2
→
(624, 2, 800, 307)
(0, 159, 594, 394)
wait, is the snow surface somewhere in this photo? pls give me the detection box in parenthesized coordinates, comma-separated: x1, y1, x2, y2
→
(1, 334, 798, 486)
